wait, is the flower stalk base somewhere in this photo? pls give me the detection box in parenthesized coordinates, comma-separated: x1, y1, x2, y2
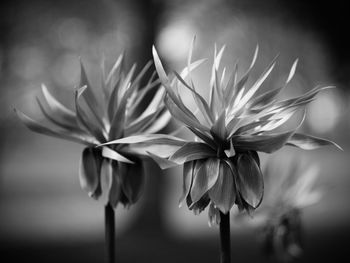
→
(105, 203, 115, 263)
(219, 211, 231, 263)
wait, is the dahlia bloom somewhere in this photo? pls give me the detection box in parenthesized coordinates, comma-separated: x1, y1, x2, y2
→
(16, 54, 171, 208)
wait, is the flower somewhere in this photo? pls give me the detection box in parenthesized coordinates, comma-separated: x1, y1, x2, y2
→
(254, 157, 322, 262)
(15, 54, 171, 208)
(101, 40, 340, 218)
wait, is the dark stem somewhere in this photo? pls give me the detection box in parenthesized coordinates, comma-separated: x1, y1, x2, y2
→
(105, 203, 115, 263)
(219, 211, 231, 263)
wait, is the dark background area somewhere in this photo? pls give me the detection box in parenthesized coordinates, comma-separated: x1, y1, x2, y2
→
(1, 0, 350, 262)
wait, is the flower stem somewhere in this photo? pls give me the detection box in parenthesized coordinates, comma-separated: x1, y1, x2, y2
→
(105, 203, 115, 263)
(219, 211, 231, 263)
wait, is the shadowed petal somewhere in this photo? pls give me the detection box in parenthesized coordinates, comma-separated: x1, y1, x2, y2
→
(119, 160, 145, 204)
(170, 142, 216, 164)
(190, 158, 220, 203)
(79, 147, 103, 197)
(179, 161, 194, 206)
(209, 161, 236, 213)
(236, 153, 264, 208)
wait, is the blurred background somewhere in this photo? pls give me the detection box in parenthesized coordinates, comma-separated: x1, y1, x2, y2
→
(1, 0, 349, 262)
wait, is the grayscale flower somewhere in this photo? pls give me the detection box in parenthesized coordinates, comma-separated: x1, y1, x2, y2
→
(16, 54, 171, 208)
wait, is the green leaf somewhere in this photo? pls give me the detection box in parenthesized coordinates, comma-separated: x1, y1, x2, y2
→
(236, 153, 263, 208)
(15, 109, 97, 145)
(286, 133, 342, 150)
(170, 142, 217, 164)
(179, 161, 194, 207)
(79, 147, 103, 197)
(101, 146, 134, 163)
(190, 158, 220, 203)
(208, 161, 236, 213)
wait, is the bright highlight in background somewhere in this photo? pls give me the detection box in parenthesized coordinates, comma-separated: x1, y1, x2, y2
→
(307, 91, 342, 133)
(157, 20, 196, 62)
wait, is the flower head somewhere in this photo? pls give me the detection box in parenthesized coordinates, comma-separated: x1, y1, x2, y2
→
(152, 40, 340, 216)
(255, 157, 322, 262)
(100, 40, 339, 217)
(16, 54, 171, 207)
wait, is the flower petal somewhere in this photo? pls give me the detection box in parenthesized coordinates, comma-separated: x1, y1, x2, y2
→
(190, 158, 220, 203)
(236, 153, 264, 208)
(101, 134, 186, 146)
(179, 161, 194, 207)
(208, 202, 221, 226)
(232, 131, 294, 153)
(101, 147, 134, 164)
(109, 162, 122, 208)
(119, 161, 145, 204)
(286, 133, 342, 150)
(79, 147, 103, 196)
(208, 160, 236, 213)
(15, 109, 97, 145)
(170, 142, 217, 164)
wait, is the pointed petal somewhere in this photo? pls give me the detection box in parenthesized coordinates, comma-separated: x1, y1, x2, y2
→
(79, 147, 102, 196)
(232, 131, 294, 153)
(190, 158, 220, 203)
(236, 153, 264, 208)
(109, 161, 122, 208)
(179, 161, 194, 206)
(286, 133, 342, 150)
(208, 161, 236, 213)
(101, 147, 134, 163)
(15, 109, 96, 145)
(210, 111, 227, 141)
(100, 134, 186, 146)
(170, 142, 217, 164)
(208, 202, 221, 226)
(119, 161, 145, 204)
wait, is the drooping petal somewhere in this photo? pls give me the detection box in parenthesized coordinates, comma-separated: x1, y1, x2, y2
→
(190, 158, 220, 203)
(170, 142, 217, 164)
(109, 161, 122, 208)
(236, 153, 264, 208)
(179, 161, 194, 206)
(286, 133, 342, 150)
(208, 202, 221, 226)
(208, 160, 236, 213)
(79, 147, 103, 197)
(119, 160, 145, 204)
